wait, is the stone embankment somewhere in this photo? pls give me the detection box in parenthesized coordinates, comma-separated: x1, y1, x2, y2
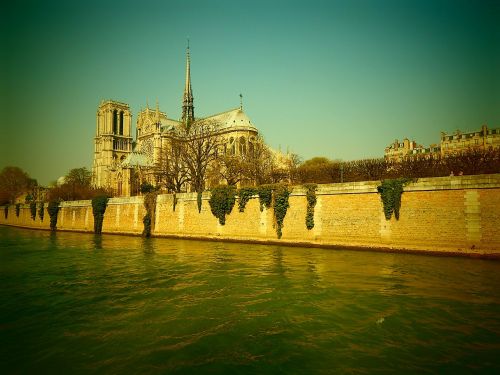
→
(2, 174, 499, 258)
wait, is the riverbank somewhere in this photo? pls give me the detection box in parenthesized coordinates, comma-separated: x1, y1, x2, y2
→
(2, 174, 500, 259)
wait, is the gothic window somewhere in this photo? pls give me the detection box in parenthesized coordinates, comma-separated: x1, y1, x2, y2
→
(248, 142, 254, 157)
(113, 110, 118, 134)
(119, 111, 124, 135)
(229, 137, 235, 155)
(239, 136, 246, 155)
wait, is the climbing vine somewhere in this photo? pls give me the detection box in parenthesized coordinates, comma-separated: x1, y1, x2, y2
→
(47, 201, 60, 231)
(142, 191, 158, 237)
(257, 185, 273, 211)
(38, 202, 45, 222)
(91, 195, 109, 234)
(15, 203, 21, 217)
(30, 202, 37, 220)
(377, 178, 411, 220)
(304, 183, 317, 230)
(237, 187, 257, 212)
(273, 184, 290, 239)
(209, 186, 236, 225)
(197, 192, 203, 213)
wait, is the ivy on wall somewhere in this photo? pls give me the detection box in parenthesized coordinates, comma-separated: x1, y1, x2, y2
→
(273, 184, 290, 239)
(47, 201, 60, 231)
(207, 183, 291, 237)
(38, 202, 45, 222)
(209, 186, 236, 225)
(197, 192, 203, 213)
(304, 184, 317, 230)
(257, 185, 273, 212)
(91, 196, 109, 234)
(377, 178, 411, 220)
(142, 192, 158, 237)
(237, 187, 257, 212)
(30, 202, 37, 221)
(15, 203, 21, 217)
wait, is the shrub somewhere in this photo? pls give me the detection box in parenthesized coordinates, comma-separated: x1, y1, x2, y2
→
(209, 186, 236, 225)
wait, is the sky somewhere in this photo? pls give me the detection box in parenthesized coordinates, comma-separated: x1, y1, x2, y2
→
(1, 0, 499, 185)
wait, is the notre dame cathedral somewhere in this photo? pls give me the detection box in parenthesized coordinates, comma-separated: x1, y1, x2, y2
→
(91, 46, 260, 196)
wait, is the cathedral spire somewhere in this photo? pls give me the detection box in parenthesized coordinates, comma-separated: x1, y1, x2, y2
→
(181, 40, 194, 124)
(155, 98, 161, 124)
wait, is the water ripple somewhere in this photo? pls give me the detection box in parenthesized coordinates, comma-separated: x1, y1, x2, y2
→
(1, 227, 499, 374)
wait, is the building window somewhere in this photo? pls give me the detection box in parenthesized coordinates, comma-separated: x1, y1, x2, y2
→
(239, 136, 246, 155)
(113, 110, 118, 134)
(119, 111, 124, 135)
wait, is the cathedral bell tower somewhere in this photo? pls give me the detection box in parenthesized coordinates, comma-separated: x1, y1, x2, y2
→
(92, 100, 133, 195)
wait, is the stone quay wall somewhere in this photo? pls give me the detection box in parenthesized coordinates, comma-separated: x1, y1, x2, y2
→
(2, 174, 499, 258)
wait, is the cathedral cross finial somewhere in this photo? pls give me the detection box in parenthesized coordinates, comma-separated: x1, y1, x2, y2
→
(239, 93, 243, 110)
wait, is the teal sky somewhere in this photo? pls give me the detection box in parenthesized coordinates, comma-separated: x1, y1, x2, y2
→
(1, 0, 499, 185)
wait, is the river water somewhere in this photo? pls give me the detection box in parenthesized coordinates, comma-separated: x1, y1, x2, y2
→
(0, 226, 499, 374)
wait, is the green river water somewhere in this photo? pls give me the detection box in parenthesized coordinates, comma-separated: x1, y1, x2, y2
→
(0, 226, 499, 374)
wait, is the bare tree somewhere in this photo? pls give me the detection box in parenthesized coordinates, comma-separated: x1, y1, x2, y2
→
(241, 135, 275, 185)
(215, 154, 248, 186)
(156, 137, 190, 193)
(180, 120, 223, 193)
(285, 153, 302, 184)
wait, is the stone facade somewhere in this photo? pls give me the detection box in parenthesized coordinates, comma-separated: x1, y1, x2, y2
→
(92, 47, 260, 196)
(440, 125, 500, 156)
(2, 175, 500, 257)
(92, 100, 133, 196)
(384, 125, 499, 162)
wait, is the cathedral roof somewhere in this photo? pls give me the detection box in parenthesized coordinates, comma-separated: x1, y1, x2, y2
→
(161, 118, 182, 131)
(120, 151, 153, 168)
(202, 108, 256, 131)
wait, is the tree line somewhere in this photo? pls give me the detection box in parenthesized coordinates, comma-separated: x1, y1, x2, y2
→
(0, 166, 109, 205)
(291, 148, 500, 184)
(1, 146, 499, 205)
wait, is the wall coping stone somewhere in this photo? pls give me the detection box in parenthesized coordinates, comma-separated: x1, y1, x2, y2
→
(1, 174, 499, 209)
